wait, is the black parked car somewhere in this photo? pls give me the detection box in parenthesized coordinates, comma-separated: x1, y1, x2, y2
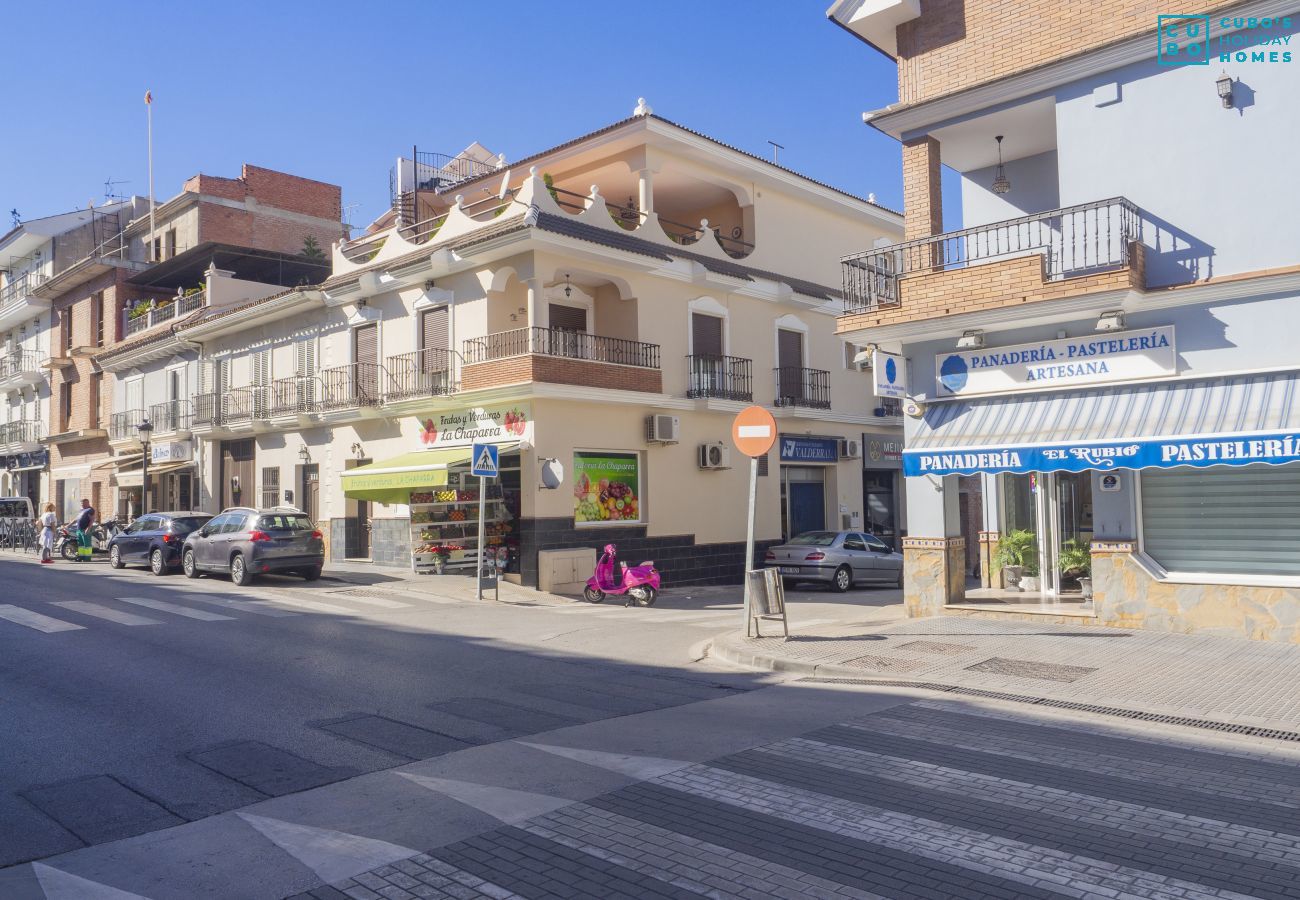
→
(182, 507, 325, 586)
(108, 512, 214, 575)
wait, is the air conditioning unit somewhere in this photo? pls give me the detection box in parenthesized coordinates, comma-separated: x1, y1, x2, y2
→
(838, 438, 862, 460)
(645, 414, 680, 444)
(698, 441, 731, 470)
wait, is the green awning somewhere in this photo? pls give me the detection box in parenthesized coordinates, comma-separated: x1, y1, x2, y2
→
(340, 448, 467, 504)
(339, 443, 518, 504)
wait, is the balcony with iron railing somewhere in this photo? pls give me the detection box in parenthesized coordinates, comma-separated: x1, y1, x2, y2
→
(0, 271, 51, 331)
(386, 349, 454, 401)
(0, 419, 45, 450)
(0, 348, 45, 390)
(122, 291, 205, 338)
(462, 326, 662, 394)
(148, 399, 193, 436)
(838, 197, 1145, 332)
(108, 409, 149, 443)
(270, 375, 321, 417)
(774, 366, 831, 410)
(320, 364, 385, 412)
(686, 354, 753, 402)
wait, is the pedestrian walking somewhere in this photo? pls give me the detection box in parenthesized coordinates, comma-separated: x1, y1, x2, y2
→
(74, 498, 95, 563)
(38, 502, 57, 564)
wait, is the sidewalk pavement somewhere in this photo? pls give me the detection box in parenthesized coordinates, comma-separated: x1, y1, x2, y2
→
(708, 603, 1300, 730)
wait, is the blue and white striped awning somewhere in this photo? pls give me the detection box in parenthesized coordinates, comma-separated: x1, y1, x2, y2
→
(903, 371, 1300, 476)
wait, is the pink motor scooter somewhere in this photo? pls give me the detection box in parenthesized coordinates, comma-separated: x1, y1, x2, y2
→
(583, 543, 661, 606)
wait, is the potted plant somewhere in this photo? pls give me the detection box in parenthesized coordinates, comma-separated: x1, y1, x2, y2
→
(994, 529, 1036, 590)
(1058, 538, 1093, 598)
(1020, 559, 1041, 593)
(430, 545, 449, 575)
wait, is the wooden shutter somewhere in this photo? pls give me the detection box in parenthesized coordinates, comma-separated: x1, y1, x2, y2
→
(420, 307, 449, 351)
(295, 338, 316, 376)
(253, 349, 271, 385)
(777, 329, 803, 369)
(691, 313, 723, 357)
(125, 378, 143, 413)
(353, 323, 378, 366)
(548, 304, 587, 332)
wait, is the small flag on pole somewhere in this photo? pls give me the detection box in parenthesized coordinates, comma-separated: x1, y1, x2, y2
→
(144, 90, 152, 105)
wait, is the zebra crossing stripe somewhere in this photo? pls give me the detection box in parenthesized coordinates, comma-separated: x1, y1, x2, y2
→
(325, 594, 410, 609)
(114, 597, 235, 621)
(53, 601, 162, 626)
(179, 594, 299, 617)
(0, 604, 85, 633)
(260, 596, 355, 614)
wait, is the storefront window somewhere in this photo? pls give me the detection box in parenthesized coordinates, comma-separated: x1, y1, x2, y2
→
(573, 451, 641, 525)
(1142, 465, 1300, 576)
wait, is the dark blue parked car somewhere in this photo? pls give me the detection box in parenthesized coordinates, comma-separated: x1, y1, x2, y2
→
(108, 511, 213, 575)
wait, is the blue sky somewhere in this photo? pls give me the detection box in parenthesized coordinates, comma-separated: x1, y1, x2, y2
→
(0, 1, 951, 233)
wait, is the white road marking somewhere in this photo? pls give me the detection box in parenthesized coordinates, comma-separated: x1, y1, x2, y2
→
(53, 601, 161, 626)
(178, 594, 299, 617)
(0, 604, 85, 633)
(235, 813, 416, 885)
(258, 595, 355, 614)
(397, 772, 574, 825)
(32, 862, 149, 899)
(516, 742, 693, 779)
(325, 594, 410, 609)
(114, 597, 235, 621)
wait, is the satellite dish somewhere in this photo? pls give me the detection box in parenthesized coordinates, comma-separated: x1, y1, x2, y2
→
(497, 169, 513, 200)
(539, 458, 564, 490)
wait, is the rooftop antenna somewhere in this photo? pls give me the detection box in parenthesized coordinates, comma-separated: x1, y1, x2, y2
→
(8, 209, 19, 228)
(767, 140, 785, 164)
(103, 177, 131, 203)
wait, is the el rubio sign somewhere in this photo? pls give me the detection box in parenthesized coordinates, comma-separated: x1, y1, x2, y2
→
(935, 326, 1176, 398)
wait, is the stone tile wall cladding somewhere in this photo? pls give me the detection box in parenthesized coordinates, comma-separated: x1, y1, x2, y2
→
(517, 517, 779, 589)
(328, 518, 346, 562)
(895, 0, 1232, 106)
(902, 537, 966, 618)
(369, 518, 411, 568)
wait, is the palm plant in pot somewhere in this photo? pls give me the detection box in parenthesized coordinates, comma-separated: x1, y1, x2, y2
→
(994, 529, 1036, 591)
(1058, 538, 1093, 598)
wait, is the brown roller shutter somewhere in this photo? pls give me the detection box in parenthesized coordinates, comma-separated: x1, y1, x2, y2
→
(548, 304, 587, 332)
(692, 313, 723, 357)
(353, 323, 378, 365)
(777, 328, 803, 369)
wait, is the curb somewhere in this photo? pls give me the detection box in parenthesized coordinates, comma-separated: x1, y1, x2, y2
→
(705, 634, 880, 680)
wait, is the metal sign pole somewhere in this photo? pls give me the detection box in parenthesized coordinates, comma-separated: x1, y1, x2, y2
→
(742, 454, 757, 635)
(476, 473, 486, 602)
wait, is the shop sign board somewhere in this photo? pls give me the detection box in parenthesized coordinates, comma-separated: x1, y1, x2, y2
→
(866, 437, 902, 463)
(904, 429, 1300, 476)
(935, 326, 1176, 398)
(417, 403, 531, 448)
(873, 350, 907, 399)
(779, 435, 838, 464)
(573, 451, 641, 525)
(151, 441, 193, 464)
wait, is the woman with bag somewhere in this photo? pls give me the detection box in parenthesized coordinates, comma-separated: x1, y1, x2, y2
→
(38, 502, 57, 564)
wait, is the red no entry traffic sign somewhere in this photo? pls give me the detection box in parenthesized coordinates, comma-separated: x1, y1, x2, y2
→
(732, 406, 777, 458)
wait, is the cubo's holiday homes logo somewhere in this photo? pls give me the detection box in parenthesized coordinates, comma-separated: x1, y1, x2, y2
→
(1158, 14, 1294, 65)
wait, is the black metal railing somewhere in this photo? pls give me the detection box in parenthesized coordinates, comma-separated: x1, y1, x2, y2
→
(386, 349, 454, 400)
(0, 348, 42, 380)
(194, 392, 220, 427)
(463, 327, 660, 369)
(222, 386, 260, 424)
(339, 231, 387, 264)
(840, 196, 1141, 312)
(109, 409, 148, 441)
(686, 355, 753, 401)
(320, 363, 385, 410)
(270, 375, 321, 416)
(149, 399, 193, 434)
(0, 420, 44, 446)
(0, 272, 48, 308)
(774, 367, 831, 410)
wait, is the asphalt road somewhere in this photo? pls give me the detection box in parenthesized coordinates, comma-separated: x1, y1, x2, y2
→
(0, 553, 798, 869)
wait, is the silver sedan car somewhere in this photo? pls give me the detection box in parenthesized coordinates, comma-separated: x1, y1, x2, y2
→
(764, 530, 903, 592)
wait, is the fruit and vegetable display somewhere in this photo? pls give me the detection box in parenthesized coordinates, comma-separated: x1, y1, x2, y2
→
(574, 469, 639, 523)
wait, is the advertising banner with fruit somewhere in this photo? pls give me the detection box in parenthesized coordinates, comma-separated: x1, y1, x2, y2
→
(573, 451, 641, 525)
(416, 403, 531, 448)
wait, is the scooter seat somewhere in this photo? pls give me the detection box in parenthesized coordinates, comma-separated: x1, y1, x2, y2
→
(639, 561, 654, 568)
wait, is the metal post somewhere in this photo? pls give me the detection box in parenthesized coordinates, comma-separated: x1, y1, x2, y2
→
(141, 440, 150, 515)
(742, 454, 758, 635)
(475, 473, 486, 602)
(147, 93, 156, 261)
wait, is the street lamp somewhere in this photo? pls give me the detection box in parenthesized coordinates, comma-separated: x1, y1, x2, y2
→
(137, 419, 154, 515)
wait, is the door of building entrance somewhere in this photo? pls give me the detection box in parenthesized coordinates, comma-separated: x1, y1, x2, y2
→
(1000, 471, 1094, 596)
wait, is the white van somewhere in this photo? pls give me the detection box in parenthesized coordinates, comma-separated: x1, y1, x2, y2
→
(0, 497, 34, 521)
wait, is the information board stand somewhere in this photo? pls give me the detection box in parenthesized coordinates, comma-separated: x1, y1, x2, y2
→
(745, 568, 789, 639)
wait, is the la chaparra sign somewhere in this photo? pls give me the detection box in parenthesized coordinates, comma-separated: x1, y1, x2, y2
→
(904, 431, 1300, 476)
(416, 403, 532, 447)
(935, 326, 1176, 398)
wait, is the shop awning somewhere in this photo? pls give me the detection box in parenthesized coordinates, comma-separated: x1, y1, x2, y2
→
(904, 371, 1300, 476)
(341, 444, 518, 504)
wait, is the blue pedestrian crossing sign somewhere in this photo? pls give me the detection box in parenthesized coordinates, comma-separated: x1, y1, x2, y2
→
(470, 442, 499, 478)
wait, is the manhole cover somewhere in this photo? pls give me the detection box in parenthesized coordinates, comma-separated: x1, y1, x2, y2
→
(898, 640, 975, 655)
(965, 657, 1098, 683)
(328, 588, 405, 599)
(842, 655, 927, 673)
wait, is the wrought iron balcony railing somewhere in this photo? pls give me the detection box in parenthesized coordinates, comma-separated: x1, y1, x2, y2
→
(109, 409, 148, 442)
(148, 399, 193, 434)
(0, 348, 43, 380)
(841, 196, 1141, 312)
(320, 363, 385, 411)
(686, 354, 753, 402)
(386, 349, 454, 400)
(774, 366, 831, 410)
(463, 327, 660, 369)
(270, 375, 321, 416)
(0, 419, 44, 446)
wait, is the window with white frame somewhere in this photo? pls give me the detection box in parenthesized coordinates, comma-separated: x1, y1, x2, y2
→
(1141, 465, 1300, 577)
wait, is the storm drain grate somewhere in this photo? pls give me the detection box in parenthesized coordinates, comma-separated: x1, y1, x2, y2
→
(327, 588, 408, 599)
(964, 657, 1099, 683)
(841, 655, 927, 673)
(800, 677, 1300, 743)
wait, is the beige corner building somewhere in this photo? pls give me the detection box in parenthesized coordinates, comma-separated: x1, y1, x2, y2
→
(175, 104, 905, 587)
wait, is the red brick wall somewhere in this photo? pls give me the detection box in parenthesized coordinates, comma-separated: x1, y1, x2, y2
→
(461, 356, 663, 393)
(181, 164, 344, 255)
